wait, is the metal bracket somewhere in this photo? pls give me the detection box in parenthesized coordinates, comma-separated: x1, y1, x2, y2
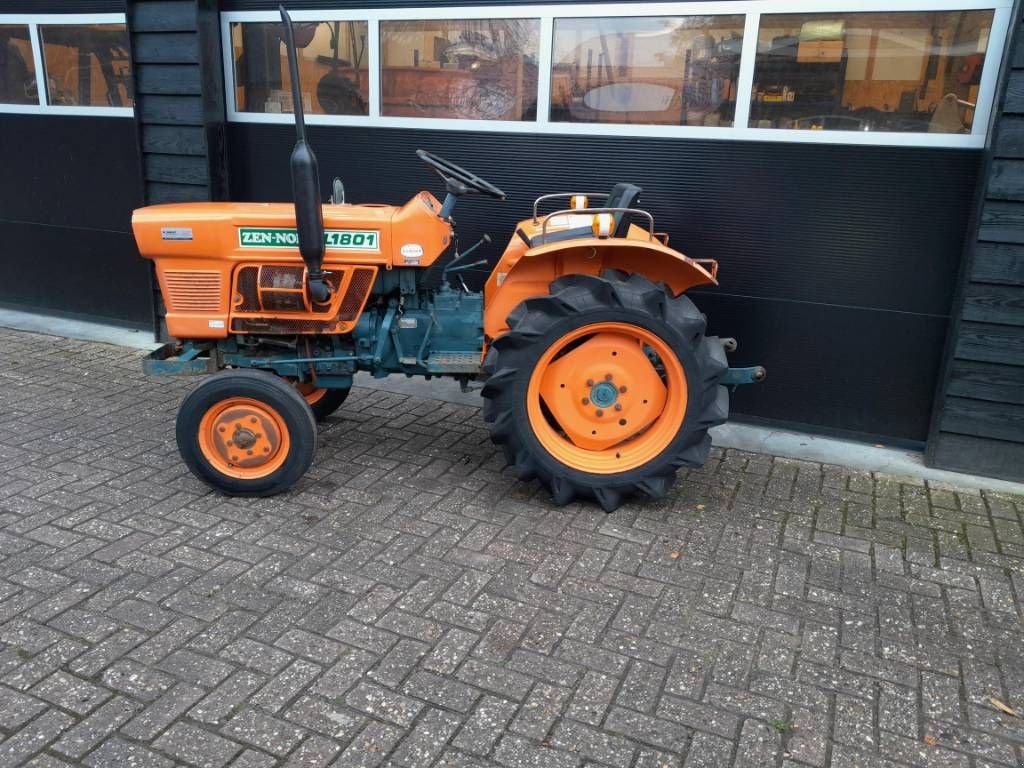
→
(142, 342, 216, 376)
(721, 366, 767, 386)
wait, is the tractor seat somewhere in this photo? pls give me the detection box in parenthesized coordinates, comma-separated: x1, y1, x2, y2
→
(520, 183, 642, 248)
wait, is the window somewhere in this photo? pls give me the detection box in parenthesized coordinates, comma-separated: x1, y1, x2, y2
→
(550, 15, 745, 126)
(750, 10, 994, 133)
(0, 25, 36, 105)
(39, 24, 132, 107)
(230, 20, 369, 115)
(380, 19, 539, 120)
(220, 4, 1010, 147)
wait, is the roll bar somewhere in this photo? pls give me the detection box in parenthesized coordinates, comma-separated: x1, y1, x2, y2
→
(539, 207, 656, 242)
(532, 193, 609, 224)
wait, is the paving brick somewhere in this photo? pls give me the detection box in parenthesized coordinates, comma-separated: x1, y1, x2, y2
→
(493, 733, 580, 768)
(222, 707, 307, 757)
(403, 670, 480, 713)
(456, 659, 533, 700)
(282, 693, 363, 740)
(334, 720, 404, 768)
(121, 682, 206, 741)
(0, 327, 1022, 768)
(52, 696, 143, 758)
(153, 721, 243, 768)
(604, 707, 690, 753)
(0, 709, 74, 765)
(390, 706, 461, 766)
(452, 695, 518, 755)
(83, 736, 175, 768)
(345, 681, 423, 728)
(0, 685, 47, 730)
(550, 719, 637, 768)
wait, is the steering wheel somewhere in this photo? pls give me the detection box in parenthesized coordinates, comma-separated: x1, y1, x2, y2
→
(416, 149, 506, 200)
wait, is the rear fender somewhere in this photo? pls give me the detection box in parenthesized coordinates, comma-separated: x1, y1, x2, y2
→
(483, 237, 717, 339)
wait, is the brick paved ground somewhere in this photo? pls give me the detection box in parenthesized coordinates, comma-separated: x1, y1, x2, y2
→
(0, 326, 1022, 768)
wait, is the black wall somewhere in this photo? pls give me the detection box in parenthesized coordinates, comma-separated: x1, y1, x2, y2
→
(0, 114, 152, 327)
(229, 123, 982, 444)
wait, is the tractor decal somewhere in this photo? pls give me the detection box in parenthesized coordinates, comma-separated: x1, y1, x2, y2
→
(238, 227, 380, 252)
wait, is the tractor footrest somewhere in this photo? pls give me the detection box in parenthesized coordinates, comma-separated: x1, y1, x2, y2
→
(143, 343, 216, 376)
(399, 352, 481, 374)
(722, 366, 766, 386)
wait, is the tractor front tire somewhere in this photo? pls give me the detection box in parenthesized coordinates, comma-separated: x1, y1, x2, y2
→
(177, 370, 317, 496)
(482, 271, 728, 512)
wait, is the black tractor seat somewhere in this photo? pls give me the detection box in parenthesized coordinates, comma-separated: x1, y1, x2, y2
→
(520, 183, 642, 248)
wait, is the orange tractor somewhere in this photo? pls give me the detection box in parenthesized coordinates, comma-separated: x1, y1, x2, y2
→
(132, 9, 763, 511)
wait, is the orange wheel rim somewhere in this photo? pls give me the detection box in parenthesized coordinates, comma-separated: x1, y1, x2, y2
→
(294, 381, 327, 406)
(526, 322, 687, 474)
(197, 397, 291, 480)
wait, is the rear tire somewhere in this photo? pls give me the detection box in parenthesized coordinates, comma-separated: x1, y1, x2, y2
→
(482, 271, 727, 512)
(177, 370, 317, 496)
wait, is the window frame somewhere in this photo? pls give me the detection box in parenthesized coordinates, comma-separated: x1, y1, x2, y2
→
(221, 0, 1012, 148)
(0, 12, 133, 117)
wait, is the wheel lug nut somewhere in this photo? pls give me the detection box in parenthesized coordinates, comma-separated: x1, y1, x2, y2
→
(250, 417, 258, 424)
(614, 404, 623, 411)
(581, 398, 589, 405)
(218, 426, 226, 433)
(619, 386, 627, 393)
(247, 450, 254, 456)
(586, 379, 594, 387)
(605, 373, 613, 381)
(226, 440, 233, 447)
(595, 409, 604, 417)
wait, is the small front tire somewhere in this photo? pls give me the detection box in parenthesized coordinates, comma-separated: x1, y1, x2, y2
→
(177, 370, 317, 496)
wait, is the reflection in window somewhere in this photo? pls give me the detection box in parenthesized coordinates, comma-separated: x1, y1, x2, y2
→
(231, 21, 369, 115)
(0, 25, 36, 105)
(750, 11, 993, 133)
(551, 16, 745, 126)
(380, 19, 539, 120)
(40, 24, 133, 107)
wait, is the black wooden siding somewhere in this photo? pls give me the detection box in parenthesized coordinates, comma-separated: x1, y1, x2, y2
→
(128, 0, 228, 337)
(128, 0, 228, 205)
(927, 8, 1024, 481)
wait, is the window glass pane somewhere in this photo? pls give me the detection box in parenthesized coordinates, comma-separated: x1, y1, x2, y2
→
(551, 16, 745, 126)
(231, 21, 369, 115)
(751, 11, 994, 133)
(40, 24, 132, 107)
(380, 19, 539, 120)
(0, 25, 36, 105)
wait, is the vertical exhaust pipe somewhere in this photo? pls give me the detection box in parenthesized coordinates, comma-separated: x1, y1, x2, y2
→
(279, 5, 331, 303)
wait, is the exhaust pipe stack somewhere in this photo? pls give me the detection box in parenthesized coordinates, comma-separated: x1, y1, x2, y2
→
(279, 6, 331, 304)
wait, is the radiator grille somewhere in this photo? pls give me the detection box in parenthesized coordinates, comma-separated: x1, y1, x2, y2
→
(235, 267, 260, 312)
(340, 268, 375, 321)
(163, 271, 223, 312)
(259, 265, 304, 290)
(229, 264, 376, 334)
(230, 317, 342, 334)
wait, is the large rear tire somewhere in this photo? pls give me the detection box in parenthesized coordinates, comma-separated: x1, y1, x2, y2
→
(177, 370, 317, 496)
(482, 271, 727, 511)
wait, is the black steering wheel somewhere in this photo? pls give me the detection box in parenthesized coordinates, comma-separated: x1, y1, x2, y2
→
(416, 149, 506, 200)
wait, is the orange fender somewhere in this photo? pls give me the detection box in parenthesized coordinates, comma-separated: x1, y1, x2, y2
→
(483, 234, 718, 340)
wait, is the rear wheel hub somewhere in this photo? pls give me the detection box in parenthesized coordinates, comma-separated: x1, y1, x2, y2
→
(589, 381, 619, 408)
